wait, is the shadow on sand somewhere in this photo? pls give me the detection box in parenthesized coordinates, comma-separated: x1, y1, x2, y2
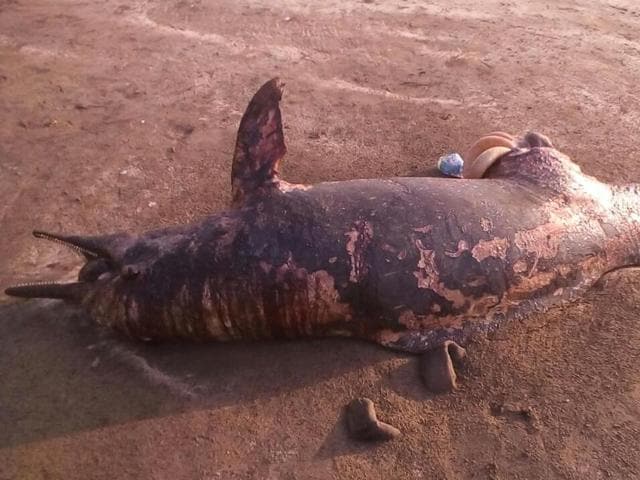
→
(0, 299, 406, 450)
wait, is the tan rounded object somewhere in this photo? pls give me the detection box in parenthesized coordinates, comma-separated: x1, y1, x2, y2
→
(420, 340, 467, 393)
(464, 146, 512, 179)
(486, 131, 515, 141)
(464, 135, 516, 165)
(345, 398, 401, 441)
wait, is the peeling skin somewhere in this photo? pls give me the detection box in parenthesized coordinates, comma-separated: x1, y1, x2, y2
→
(445, 240, 469, 258)
(278, 180, 313, 193)
(471, 237, 508, 262)
(514, 223, 563, 260)
(513, 260, 528, 273)
(557, 264, 572, 276)
(201, 280, 229, 339)
(7, 79, 640, 356)
(508, 270, 557, 299)
(480, 217, 493, 232)
(345, 221, 373, 283)
(413, 240, 466, 309)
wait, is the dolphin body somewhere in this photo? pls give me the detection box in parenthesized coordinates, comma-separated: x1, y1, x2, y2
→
(6, 79, 640, 389)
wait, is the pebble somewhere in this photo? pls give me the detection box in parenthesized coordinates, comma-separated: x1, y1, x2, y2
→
(437, 152, 464, 178)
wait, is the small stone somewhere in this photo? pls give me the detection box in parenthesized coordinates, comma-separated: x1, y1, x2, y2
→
(437, 152, 464, 178)
(148, 201, 157, 208)
(345, 398, 401, 441)
(91, 357, 100, 368)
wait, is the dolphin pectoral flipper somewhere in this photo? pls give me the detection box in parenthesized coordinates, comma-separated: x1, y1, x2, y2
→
(420, 341, 467, 393)
(231, 77, 287, 207)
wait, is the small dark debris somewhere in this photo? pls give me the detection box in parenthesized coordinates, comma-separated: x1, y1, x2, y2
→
(609, 5, 628, 13)
(480, 60, 493, 70)
(308, 130, 325, 140)
(400, 81, 430, 87)
(114, 4, 131, 14)
(489, 401, 539, 429)
(73, 103, 104, 111)
(172, 123, 195, 136)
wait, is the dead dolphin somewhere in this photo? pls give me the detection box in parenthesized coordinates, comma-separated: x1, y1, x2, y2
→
(6, 78, 640, 391)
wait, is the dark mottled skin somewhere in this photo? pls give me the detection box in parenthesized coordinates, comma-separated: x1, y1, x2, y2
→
(6, 79, 640, 355)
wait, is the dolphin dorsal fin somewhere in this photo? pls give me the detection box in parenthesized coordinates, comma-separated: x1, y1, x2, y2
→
(230, 78, 287, 207)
